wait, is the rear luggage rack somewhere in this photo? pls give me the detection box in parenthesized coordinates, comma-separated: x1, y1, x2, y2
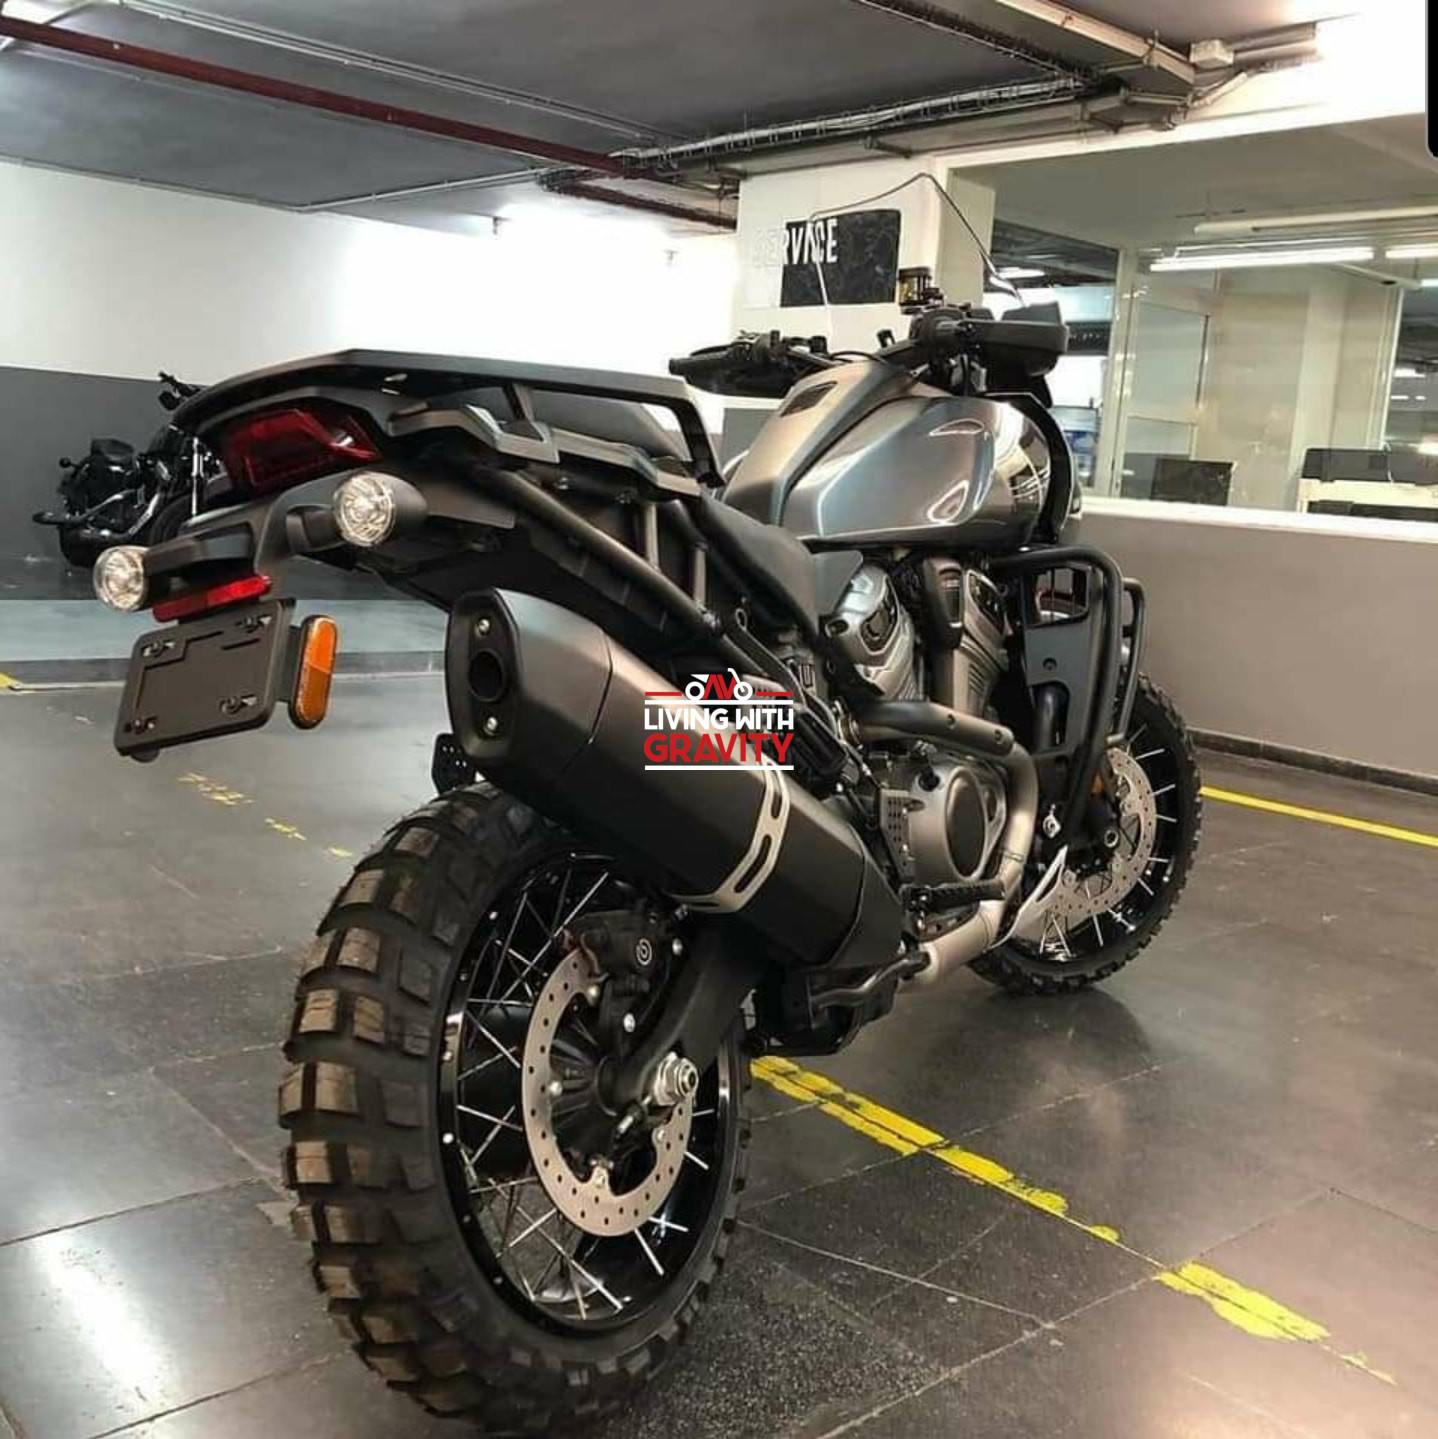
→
(175, 349, 721, 484)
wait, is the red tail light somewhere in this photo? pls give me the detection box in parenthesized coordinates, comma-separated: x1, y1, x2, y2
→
(217, 402, 380, 495)
(154, 573, 271, 622)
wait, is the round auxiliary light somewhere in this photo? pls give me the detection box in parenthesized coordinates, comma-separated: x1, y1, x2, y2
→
(92, 545, 149, 612)
(333, 471, 399, 548)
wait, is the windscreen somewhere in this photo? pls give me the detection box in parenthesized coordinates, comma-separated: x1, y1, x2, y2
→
(801, 172, 1023, 343)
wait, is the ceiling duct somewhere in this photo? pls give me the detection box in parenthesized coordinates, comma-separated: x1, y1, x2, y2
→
(622, 76, 1095, 175)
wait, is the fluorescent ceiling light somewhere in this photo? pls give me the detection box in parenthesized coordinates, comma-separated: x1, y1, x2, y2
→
(1422, 278, 1438, 289)
(1420, 440, 1438, 457)
(0, 1, 72, 17)
(1394, 366, 1422, 379)
(1385, 243, 1438, 260)
(1152, 246, 1373, 272)
(998, 266, 1045, 280)
(1195, 206, 1438, 237)
(1391, 394, 1413, 402)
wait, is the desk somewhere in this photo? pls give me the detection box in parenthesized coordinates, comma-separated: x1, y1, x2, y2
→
(1297, 478, 1438, 520)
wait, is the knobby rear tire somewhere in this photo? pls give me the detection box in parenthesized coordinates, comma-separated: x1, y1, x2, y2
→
(280, 783, 749, 1434)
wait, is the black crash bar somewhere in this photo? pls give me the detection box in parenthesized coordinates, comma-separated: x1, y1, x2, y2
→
(990, 545, 1136, 850)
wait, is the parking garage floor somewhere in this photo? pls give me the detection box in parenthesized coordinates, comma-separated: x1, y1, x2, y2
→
(2, 674, 1437, 1439)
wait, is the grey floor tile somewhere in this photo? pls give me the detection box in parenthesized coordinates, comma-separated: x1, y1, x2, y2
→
(0, 1182, 339, 1439)
(156, 1046, 286, 1181)
(744, 1102, 907, 1207)
(0, 1069, 255, 1243)
(747, 1156, 1150, 1369)
(854, 1276, 1438, 1439)
(113, 1356, 455, 1439)
(1198, 1191, 1438, 1408)
(953, 1059, 1325, 1261)
(66, 952, 297, 1070)
(587, 1227, 939, 1439)
(0, 974, 137, 1099)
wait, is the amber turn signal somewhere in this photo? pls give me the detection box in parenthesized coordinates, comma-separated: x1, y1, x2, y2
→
(289, 615, 338, 729)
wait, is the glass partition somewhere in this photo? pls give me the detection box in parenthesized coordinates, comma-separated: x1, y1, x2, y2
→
(966, 114, 1436, 524)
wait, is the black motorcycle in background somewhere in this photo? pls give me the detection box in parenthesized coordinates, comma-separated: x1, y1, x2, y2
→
(32, 372, 221, 568)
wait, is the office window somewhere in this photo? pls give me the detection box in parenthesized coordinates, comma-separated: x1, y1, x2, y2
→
(971, 114, 1436, 524)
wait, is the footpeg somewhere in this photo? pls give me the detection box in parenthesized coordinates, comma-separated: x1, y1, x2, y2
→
(910, 878, 1006, 909)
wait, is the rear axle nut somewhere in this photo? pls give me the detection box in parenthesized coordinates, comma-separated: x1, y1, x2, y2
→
(650, 1051, 700, 1108)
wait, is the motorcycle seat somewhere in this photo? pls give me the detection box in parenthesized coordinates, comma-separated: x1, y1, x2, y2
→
(698, 494, 861, 632)
(456, 386, 691, 465)
(90, 438, 135, 464)
(528, 392, 690, 465)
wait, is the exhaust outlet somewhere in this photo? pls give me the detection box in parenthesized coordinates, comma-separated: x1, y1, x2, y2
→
(446, 590, 902, 972)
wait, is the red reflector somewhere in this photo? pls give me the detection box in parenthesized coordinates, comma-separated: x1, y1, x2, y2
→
(218, 402, 380, 495)
(154, 573, 271, 622)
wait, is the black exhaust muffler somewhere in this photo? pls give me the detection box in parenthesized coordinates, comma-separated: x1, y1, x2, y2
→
(446, 590, 901, 971)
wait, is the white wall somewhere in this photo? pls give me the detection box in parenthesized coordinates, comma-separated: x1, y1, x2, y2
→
(0, 162, 737, 385)
(732, 156, 946, 354)
(1083, 498, 1438, 781)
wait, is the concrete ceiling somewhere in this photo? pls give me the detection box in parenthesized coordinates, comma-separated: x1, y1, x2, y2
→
(0, 0, 1376, 232)
(973, 115, 1438, 252)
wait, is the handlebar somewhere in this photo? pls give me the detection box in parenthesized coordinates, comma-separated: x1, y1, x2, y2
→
(157, 372, 203, 399)
(668, 342, 754, 382)
(670, 305, 1067, 397)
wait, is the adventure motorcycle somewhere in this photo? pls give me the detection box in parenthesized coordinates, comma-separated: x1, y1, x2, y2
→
(33, 372, 219, 568)
(92, 291, 1201, 1432)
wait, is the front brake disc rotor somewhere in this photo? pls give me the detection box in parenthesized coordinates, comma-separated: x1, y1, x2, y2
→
(521, 947, 692, 1237)
(1045, 745, 1159, 938)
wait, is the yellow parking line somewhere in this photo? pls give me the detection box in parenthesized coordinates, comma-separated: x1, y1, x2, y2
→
(1201, 785, 1438, 850)
(158, 759, 1410, 1379)
(752, 1056, 1395, 1386)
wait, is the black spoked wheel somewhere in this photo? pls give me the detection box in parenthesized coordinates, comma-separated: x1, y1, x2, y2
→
(971, 675, 1202, 994)
(283, 787, 748, 1434)
(439, 852, 734, 1334)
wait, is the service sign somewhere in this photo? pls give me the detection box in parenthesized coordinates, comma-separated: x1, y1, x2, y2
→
(780, 208, 902, 307)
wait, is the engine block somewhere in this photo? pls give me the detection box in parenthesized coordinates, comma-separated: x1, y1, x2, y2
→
(824, 563, 920, 702)
(877, 755, 1008, 887)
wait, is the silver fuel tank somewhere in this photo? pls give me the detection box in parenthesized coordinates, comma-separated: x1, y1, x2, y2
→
(725, 362, 1052, 552)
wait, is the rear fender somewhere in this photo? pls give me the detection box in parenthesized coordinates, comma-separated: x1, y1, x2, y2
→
(137, 464, 517, 604)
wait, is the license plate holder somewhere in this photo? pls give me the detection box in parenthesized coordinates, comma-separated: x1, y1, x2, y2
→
(115, 599, 295, 757)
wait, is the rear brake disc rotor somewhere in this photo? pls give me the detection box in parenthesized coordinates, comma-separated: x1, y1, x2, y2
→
(520, 947, 692, 1237)
(1045, 745, 1159, 938)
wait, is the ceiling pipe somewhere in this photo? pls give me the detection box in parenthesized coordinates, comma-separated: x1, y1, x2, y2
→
(542, 177, 736, 231)
(300, 165, 547, 213)
(0, 11, 631, 174)
(840, 0, 1097, 80)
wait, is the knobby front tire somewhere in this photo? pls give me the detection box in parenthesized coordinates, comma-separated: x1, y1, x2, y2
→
(970, 675, 1202, 995)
